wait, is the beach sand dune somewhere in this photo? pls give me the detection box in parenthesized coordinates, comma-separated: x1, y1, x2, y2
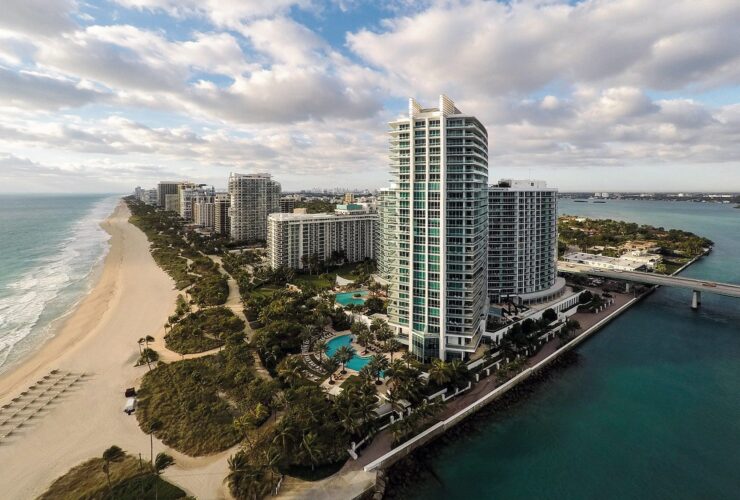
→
(0, 201, 231, 499)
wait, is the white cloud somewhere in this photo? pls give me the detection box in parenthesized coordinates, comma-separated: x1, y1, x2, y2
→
(348, 0, 740, 97)
(1, 0, 77, 35)
(0, 66, 104, 109)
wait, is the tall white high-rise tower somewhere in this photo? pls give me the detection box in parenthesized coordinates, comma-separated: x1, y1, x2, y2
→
(384, 95, 489, 361)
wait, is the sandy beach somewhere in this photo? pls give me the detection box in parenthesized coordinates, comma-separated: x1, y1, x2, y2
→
(0, 201, 231, 499)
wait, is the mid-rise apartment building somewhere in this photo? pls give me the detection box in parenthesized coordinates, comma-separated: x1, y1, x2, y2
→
(228, 173, 281, 242)
(267, 207, 377, 270)
(384, 95, 489, 361)
(488, 179, 562, 304)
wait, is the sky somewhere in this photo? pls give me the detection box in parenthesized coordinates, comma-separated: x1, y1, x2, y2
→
(1, 0, 739, 193)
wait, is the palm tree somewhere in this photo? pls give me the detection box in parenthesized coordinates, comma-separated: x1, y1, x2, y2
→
(301, 432, 321, 470)
(313, 339, 328, 363)
(102, 445, 125, 494)
(147, 420, 162, 465)
(334, 345, 355, 374)
(368, 355, 389, 385)
(449, 359, 470, 388)
(357, 330, 372, 352)
(385, 339, 401, 361)
(226, 452, 270, 500)
(323, 357, 340, 384)
(428, 359, 452, 388)
(153, 453, 175, 500)
(401, 350, 417, 368)
(277, 357, 304, 387)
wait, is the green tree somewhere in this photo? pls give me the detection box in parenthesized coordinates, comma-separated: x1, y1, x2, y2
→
(368, 354, 389, 385)
(428, 359, 452, 388)
(101, 445, 125, 494)
(313, 339, 328, 363)
(334, 345, 355, 374)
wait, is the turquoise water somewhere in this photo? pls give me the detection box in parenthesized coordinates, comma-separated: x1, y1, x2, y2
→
(326, 334, 373, 371)
(0, 194, 119, 374)
(335, 290, 369, 306)
(407, 200, 740, 500)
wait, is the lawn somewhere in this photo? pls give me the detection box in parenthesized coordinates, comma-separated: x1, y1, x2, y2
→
(38, 454, 187, 500)
(291, 273, 334, 291)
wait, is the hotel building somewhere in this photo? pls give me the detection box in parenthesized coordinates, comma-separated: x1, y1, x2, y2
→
(267, 205, 377, 270)
(228, 173, 281, 242)
(488, 179, 563, 305)
(384, 95, 489, 361)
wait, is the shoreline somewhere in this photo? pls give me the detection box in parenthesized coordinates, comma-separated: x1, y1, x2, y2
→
(0, 203, 120, 399)
(365, 251, 710, 497)
(0, 200, 183, 498)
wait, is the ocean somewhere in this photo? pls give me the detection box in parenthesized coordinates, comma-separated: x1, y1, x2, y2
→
(405, 200, 740, 500)
(0, 194, 120, 375)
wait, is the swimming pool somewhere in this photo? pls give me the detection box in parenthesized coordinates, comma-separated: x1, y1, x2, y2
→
(335, 290, 369, 306)
(326, 334, 372, 372)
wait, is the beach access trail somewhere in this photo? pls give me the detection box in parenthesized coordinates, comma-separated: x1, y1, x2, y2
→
(0, 201, 232, 499)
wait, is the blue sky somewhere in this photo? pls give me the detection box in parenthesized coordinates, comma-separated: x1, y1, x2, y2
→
(1, 0, 739, 193)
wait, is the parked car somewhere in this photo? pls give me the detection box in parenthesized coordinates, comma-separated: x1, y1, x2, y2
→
(124, 398, 136, 415)
(124, 387, 136, 398)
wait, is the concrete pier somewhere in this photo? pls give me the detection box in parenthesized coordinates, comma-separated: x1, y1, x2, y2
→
(692, 290, 701, 309)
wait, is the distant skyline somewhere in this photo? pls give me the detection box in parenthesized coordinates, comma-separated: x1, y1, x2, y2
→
(1, 0, 740, 193)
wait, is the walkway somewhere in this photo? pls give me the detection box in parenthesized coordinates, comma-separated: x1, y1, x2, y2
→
(210, 255, 272, 381)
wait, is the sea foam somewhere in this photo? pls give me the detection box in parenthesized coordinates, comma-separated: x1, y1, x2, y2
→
(0, 196, 119, 372)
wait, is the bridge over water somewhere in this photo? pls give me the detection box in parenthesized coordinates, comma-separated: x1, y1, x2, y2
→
(558, 261, 740, 309)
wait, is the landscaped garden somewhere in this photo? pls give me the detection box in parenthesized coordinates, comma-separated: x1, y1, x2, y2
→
(165, 306, 245, 354)
(39, 447, 184, 500)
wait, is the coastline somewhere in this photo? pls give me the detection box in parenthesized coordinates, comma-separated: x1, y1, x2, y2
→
(362, 252, 711, 497)
(0, 200, 181, 498)
(0, 201, 121, 399)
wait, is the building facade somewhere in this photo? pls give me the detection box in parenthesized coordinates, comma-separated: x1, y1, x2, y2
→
(157, 181, 180, 208)
(488, 179, 562, 305)
(385, 95, 489, 361)
(228, 173, 281, 242)
(279, 197, 296, 213)
(179, 184, 213, 221)
(192, 191, 216, 229)
(214, 192, 230, 236)
(267, 209, 377, 270)
(376, 187, 396, 281)
(164, 193, 180, 213)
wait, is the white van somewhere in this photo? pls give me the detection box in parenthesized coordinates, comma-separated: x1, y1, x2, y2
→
(123, 398, 136, 415)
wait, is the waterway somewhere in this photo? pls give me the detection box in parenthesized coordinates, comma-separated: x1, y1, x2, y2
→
(406, 200, 739, 500)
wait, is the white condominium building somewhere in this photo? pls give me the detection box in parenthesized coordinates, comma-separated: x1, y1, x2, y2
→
(377, 187, 397, 280)
(267, 206, 377, 270)
(228, 173, 281, 242)
(384, 95, 489, 361)
(157, 181, 180, 208)
(488, 179, 563, 305)
(179, 184, 213, 221)
(192, 191, 216, 229)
